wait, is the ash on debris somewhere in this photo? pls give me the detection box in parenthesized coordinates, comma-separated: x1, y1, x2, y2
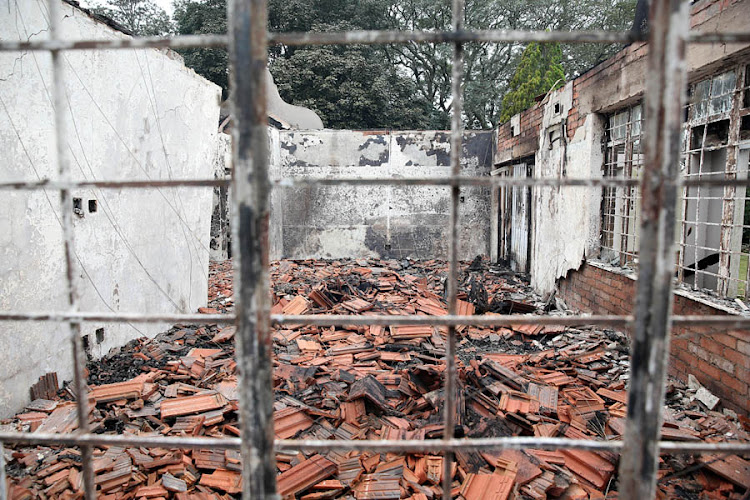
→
(3, 258, 748, 499)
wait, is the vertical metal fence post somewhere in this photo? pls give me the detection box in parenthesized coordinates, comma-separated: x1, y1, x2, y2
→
(619, 0, 689, 497)
(0, 443, 6, 500)
(46, 1, 96, 498)
(442, 0, 465, 497)
(227, 0, 277, 498)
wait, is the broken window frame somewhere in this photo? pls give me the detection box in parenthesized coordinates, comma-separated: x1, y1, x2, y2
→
(600, 66, 750, 299)
(677, 66, 750, 298)
(601, 103, 644, 267)
(0, 1, 749, 499)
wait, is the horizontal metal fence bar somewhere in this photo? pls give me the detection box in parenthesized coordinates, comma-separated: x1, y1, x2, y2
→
(270, 29, 643, 46)
(0, 34, 228, 52)
(0, 312, 235, 324)
(1, 312, 749, 330)
(0, 179, 229, 190)
(3, 176, 750, 192)
(0, 432, 746, 455)
(273, 177, 750, 189)
(273, 177, 640, 188)
(1, 30, 747, 52)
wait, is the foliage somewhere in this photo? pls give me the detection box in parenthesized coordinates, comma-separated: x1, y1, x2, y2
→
(172, 0, 637, 128)
(92, 0, 173, 36)
(383, 0, 636, 128)
(173, 0, 228, 98)
(498, 42, 565, 123)
(271, 44, 433, 129)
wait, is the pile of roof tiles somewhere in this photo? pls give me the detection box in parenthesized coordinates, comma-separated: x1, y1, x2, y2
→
(2, 258, 749, 499)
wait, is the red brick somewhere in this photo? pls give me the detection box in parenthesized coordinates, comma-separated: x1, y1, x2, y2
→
(700, 336, 725, 356)
(722, 347, 750, 368)
(671, 338, 689, 352)
(697, 360, 722, 381)
(719, 371, 747, 394)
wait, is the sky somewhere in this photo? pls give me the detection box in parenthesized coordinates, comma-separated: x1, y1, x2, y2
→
(80, 0, 175, 17)
(152, 0, 174, 16)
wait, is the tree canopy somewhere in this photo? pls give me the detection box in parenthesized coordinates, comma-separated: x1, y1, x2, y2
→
(499, 42, 565, 123)
(92, 0, 173, 36)
(170, 0, 637, 129)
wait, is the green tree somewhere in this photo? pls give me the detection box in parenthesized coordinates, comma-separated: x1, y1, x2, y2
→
(271, 43, 432, 129)
(383, 0, 636, 129)
(92, 0, 173, 36)
(499, 42, 565, 123)
(173, 0, 228, 97)
(172, 0, 636, 128)
(175, 0, 431, 128)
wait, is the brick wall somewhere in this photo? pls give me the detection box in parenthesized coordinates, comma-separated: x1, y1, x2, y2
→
(558, 261, 750, 416)
(495, 104, 543, 164)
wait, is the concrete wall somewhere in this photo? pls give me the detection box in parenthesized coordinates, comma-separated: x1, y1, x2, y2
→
(271, 130, 494, 260)
(0, 0, 221, 415)
(558, 261, 750, 416)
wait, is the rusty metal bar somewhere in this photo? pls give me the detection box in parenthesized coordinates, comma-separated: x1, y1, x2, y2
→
(442, 0, 465, 495)
(4, 175, 750, 192)
(0, 311, 637, 327)
(0, 311, 234, 323)
(0, 442, 6, 500)
(619, 0, 689, 498)
(273, 176, 750, 188)
(3, 311, 750, 330)
(46, 1, 96, 498)
(0, 431, 747, 454)
(1, 29, 748, 52)
(227, 0, 276, 497)
(0, 179, 229, 190)
(717, 65, 745, 295)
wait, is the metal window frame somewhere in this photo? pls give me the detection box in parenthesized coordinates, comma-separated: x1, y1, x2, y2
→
(0, 1, 749, 499)
(602, 103, 645, 266)
(602, 64, 750, 300)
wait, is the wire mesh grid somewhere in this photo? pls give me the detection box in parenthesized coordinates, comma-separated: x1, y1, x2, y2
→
(0, 0, 750, 499)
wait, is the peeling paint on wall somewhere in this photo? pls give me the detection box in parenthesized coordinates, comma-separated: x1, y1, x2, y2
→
(272, 130, 494, 260)
(0, 1, 221, 416)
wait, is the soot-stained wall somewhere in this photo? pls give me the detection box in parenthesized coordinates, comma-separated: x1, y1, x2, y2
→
(271, 130, 494, 260)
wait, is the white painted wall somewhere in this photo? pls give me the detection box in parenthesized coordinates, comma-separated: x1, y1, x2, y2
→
(530, 84, 605, 295)
(0, 0, 221, 415)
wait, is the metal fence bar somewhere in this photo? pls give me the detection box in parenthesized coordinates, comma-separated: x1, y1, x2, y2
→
(442, 0, 465, 495)
(0, 442, 6, 500)
(0, 179, 230, 190)
(46, 1, 96, 498)
(1, 29, 748, 52)
(0, 312, 235, 323)
(1, 432, 748, 455)
(6, 175, 750, 191)
(4, 311, 750, 330)
(227, 0, 276, 497)
(619, 1, 689, 498)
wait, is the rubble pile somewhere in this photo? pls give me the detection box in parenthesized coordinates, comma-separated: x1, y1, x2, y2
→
(2, 258, 749, 499)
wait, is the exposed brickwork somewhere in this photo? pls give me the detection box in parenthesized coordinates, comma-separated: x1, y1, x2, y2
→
(499, 0, 744, 155)
(558, 262, 750, 416)
(495, 104, 543, 164)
